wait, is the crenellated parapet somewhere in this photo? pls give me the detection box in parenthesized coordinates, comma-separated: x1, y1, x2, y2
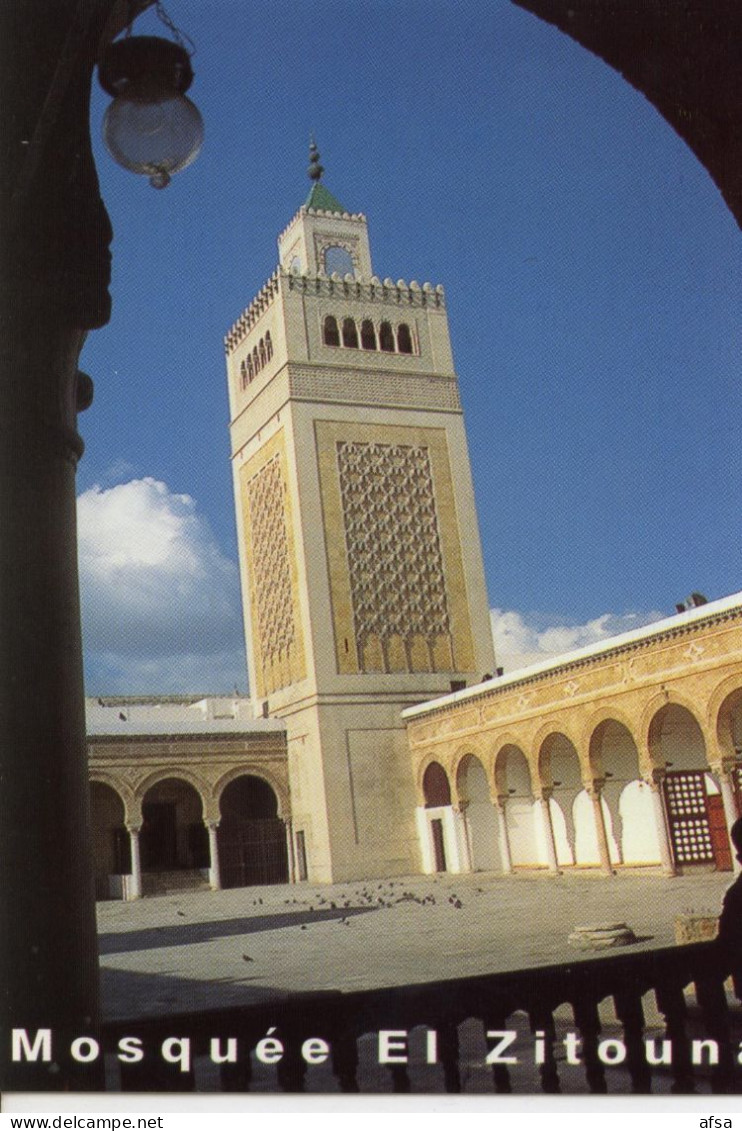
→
(285, 270, 445, 306)
(225, 267, 446, 354)
(225, 269, 281, 353)
(277, 204, 367, 246)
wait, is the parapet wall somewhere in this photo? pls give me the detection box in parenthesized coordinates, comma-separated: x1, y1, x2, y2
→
(225, 269, 446, 354)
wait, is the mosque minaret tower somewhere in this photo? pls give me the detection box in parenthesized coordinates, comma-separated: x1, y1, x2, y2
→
(225, 144, 495, 882)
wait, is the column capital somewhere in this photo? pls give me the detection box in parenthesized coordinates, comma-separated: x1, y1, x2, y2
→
(583, 777, 606, 800)
(126, 823, 142, 835)
(539, 787, 554, 802)
(204, 818, 221, 831)
(709, 758, 738, 778)
(645, 768, 667, 790)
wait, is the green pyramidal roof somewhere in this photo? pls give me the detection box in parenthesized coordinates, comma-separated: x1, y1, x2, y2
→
(305, 181, 347, 214)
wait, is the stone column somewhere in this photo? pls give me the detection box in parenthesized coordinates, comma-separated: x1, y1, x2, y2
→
(206, 820, 221, 890)
(126, 825, 142, 900)
(0, 1, 126, 1087)
(586, 781, 614, 875)
(457, 802, 474, 872)
(452, 805, 472, 872)
(284, 817, 296, 884)
(494, 795, 513, 874)
(0, 320, 105, 1090)
(647, 771, 676, 876)
(539, 791, 560, 874)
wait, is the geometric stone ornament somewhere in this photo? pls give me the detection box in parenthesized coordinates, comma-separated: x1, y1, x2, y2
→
(247, 454, 296, 668)
(337, 439, 452, 672)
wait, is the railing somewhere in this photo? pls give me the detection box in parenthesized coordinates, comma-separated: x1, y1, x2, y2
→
(100, 940, 740, 1094)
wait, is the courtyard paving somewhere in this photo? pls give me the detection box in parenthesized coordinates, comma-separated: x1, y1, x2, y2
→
(97, 868, 734, 1022)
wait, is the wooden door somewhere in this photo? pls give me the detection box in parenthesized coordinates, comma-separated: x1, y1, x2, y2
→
(430, 818, 447, 872)
(707, 793, 733, 871)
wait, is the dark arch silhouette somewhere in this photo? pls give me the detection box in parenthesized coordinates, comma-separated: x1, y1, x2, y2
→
(512, 0, 742, 228)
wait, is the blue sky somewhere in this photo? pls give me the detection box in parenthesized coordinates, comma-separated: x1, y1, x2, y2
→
(78, 0, 741, 693)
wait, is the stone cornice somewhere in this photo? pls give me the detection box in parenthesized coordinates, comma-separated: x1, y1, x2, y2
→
(405, 605, 742, 724)
(87, 731, 286, 747)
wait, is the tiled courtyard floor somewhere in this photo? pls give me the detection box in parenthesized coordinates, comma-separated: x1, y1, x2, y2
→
(98, 868, 733, 1022)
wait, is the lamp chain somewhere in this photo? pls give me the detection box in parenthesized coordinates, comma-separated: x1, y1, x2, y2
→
(154, 0, 196, 55)
(122, 0, 196, 56)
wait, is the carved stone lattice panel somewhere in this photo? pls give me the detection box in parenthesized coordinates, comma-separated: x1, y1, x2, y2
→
(247, 455, 295, 666)
(336, 440, 452, 671)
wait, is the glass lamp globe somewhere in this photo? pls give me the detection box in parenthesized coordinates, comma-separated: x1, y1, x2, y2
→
(102, 94, 203, 188)
(99, 36, 204, 189)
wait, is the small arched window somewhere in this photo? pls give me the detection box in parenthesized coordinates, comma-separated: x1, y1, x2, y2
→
(253, 346, 260, 371)
(247, 356, 254, 382)
(324, 245, 354, 277)
(259, 340, 267, 367)
(397, 323, 413, 354)
(379, 321, 395, 352)
(265, 331, 273, 360)
(342, 318, 359, 349)
(324, 315, 340, 347)
(240, 360, 247, 387)
(360, 319, 377, 350)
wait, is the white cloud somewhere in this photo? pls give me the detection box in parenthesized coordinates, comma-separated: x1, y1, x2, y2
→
(78, 478, 246, 694)
(490, 607, 666, 674)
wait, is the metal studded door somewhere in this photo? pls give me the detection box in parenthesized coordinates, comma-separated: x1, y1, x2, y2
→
(663, 771, 715, 866)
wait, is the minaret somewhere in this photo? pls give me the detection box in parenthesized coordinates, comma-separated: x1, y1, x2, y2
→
(225, 144, 495, 882)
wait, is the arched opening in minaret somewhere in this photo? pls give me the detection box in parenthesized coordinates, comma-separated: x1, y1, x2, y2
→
(397, 323, 414, 354)
(323, 315, 340, 347)
(324, 245, 354, 276)
(379, 321, 395, 352)
(342, 317, 359, 349)
(361, 319, 377, 350)
(217, 775, 289, 887)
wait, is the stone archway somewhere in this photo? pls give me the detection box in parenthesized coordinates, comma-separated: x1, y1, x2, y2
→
(538, 733, 583, 867)
(422, 761, 452, 807)
(649, 703, 731, 871)
(495, 744, 539, 867)
(139, 777, 209, 893)
(716, 687, 742, 815)
(418, 761, 456, 873)
(90, 781, 128, 900)
(456, 754, 502, 872)
(588, 718, 656, 866)
(217, 775, 289, 888)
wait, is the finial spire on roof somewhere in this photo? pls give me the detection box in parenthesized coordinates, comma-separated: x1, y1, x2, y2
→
(308, 135, 324, 183)
(304, 138, 347, 214)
